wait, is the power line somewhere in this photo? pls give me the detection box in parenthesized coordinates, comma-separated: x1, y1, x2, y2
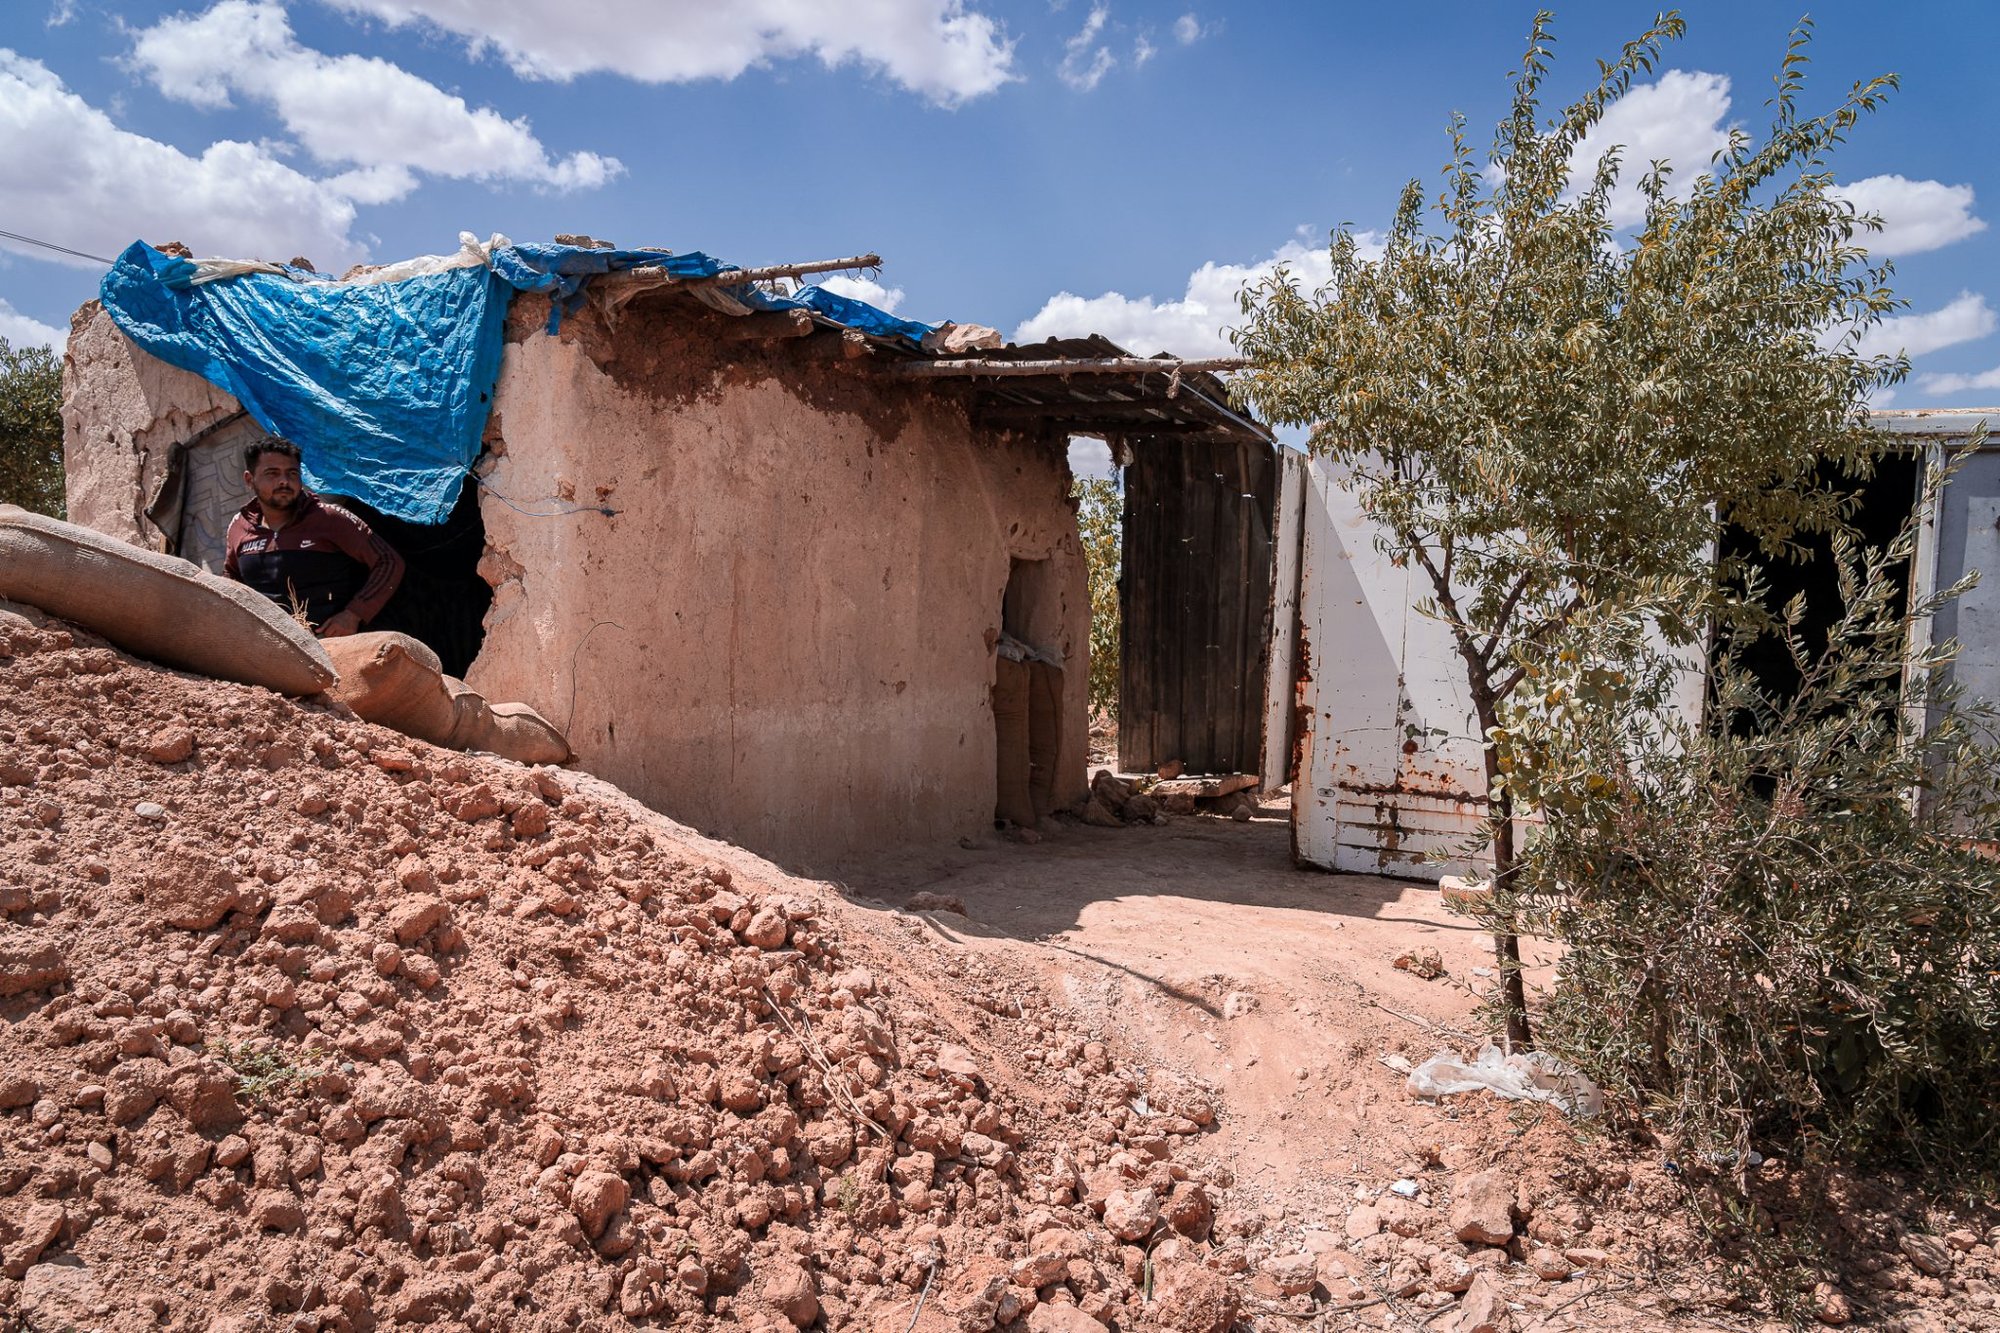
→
(0, 228, 114, 266)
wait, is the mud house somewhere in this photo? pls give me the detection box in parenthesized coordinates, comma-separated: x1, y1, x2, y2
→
(60, 238, 1271, 870)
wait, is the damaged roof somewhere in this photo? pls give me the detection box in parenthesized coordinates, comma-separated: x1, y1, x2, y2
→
(100, 236, 1270, 523)
(879, 334, 1269, 449)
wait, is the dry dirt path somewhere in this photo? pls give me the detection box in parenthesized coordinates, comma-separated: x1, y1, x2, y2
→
(828, 806, 1749, 1332)
(835, 799, 1535, 1213)
(832, 802, 1997, 1333)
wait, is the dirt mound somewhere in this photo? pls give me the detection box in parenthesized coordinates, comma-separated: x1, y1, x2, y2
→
(0, 601, 1224, 1332)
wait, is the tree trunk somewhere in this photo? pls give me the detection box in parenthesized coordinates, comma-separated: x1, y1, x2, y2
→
(1482, 711, 1534, 1049)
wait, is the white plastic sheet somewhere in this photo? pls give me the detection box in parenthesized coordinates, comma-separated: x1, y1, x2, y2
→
(1406, 1044, 1604, 1118)
(343, 232, 510, 285)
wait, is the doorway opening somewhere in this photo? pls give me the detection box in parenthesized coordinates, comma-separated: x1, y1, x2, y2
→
(995, 557, 1064, 830)
(1717, 451, 1924, 711)
(323, 476, 492, 678)
(165, 425, 492, 678)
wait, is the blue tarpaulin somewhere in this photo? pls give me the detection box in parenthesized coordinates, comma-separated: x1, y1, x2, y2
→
(99, 240, 935, 524)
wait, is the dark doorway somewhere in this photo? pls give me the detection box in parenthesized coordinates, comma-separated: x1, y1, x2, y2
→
(324, 477, 492, 678)
(1717, 451, 1924, 707)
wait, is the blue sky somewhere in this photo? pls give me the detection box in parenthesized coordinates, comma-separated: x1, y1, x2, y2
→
(3, 1, 1996, 407)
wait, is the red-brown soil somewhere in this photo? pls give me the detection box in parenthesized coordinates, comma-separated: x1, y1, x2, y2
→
(2, 598, 1994, 1333)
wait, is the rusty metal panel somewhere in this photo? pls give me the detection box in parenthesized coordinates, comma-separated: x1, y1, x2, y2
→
(1118, 436, 1278, 774)
(1291, 457, 1496, 880)
(1259, 449, 1308, 791)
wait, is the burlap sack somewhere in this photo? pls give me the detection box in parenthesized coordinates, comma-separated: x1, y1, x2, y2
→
(0, 504, 335, 696)
(445, 678, 570, 765)
(481, 703, 572, 766)
(322, 632, 457, 745)
(321, 634, 568, 762)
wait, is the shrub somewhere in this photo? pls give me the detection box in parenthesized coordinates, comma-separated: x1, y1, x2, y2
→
(1488, 475, 2000, 1174)
(0, 336, 64, 517)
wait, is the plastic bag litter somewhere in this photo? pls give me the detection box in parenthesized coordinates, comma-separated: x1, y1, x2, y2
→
(1406, 1044, 1604, 1118)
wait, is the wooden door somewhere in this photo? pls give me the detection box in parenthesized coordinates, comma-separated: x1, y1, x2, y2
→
(1117, 437, 1277, 775)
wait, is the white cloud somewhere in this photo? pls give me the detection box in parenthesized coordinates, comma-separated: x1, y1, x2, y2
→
(46, 0, 77, 27)
(1568, 70, 1734, 227)
(1172, 13, 1204, 44)
(1015, 235, 1373, 357)
(1133, 35, 1156, 66)
(0, 51, 364, 269)
(1854, 292, 1996, 360)
(1058, 5, 1113, 91)
(1067, 436, 1114, 479)
(0, 298, 65, 350)
(325, 0, 1015, 106)
(1831, 175, 1987, 256)
(129, 2, 621, 199)
(815, 274, 905, 313)
(323, 163, 420, 205)
(1916, 364, 2000, 398)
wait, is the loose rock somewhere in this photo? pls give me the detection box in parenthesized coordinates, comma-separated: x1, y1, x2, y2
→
(1450, 1169, 1517, 1247)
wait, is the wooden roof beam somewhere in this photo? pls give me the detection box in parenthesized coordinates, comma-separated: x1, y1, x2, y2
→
(611, 254, 884, 288)
(890, 355, 1249, 379)
(1011, 421, 1239, 437)
(972, 399, 1175, 420)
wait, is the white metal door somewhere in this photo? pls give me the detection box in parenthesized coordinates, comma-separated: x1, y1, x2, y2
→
(1291, 458, 1495, 878)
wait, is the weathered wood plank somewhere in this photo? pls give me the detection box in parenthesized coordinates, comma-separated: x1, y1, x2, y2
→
(1152, 774, 1261, 798)
(1117, 437, 1279, 774)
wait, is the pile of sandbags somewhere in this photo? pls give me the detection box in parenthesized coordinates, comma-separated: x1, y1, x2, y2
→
(0, 505, 335, 696)
(0, 508, 567, 765)
(323, 631, 569, 765)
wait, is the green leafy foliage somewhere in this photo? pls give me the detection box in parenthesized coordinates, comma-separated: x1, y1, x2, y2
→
(0, 336, 64, 517)
(1488, 466, 2000, 1177)
(1074, 476, 1123, 720)
(208, 1039, 330, 1106)
(1231, 12, 1904, 1041)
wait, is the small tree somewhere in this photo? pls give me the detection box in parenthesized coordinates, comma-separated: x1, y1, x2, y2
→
(1073, 476, 1123, 720)
(0, 336, 64, 517)
(1232, 12, 1901, 1044)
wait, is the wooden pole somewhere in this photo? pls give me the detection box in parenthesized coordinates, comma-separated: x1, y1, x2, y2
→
(889, 356, 1249, 379)
(622, 254, 883, 287)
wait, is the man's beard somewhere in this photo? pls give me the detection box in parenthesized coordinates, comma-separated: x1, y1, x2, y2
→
(264, 488, 298, 512)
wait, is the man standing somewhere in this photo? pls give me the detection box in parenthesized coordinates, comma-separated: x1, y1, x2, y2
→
(224, 438, 405, 637)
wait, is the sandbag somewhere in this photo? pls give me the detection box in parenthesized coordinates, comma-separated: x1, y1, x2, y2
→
(0, 504, 335, 696)
(445, 678, 571, 765)
(324, 632, 570, 763)
(322, 632, 456, 745)
(482, 702, 572, 766)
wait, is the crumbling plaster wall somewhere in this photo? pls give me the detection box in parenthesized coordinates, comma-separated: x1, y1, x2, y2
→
(468, 301, 1091, 870)
(61, 303, 239, 547)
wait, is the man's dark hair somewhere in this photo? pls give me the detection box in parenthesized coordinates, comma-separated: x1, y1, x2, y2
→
(245, 436, 302, 473)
